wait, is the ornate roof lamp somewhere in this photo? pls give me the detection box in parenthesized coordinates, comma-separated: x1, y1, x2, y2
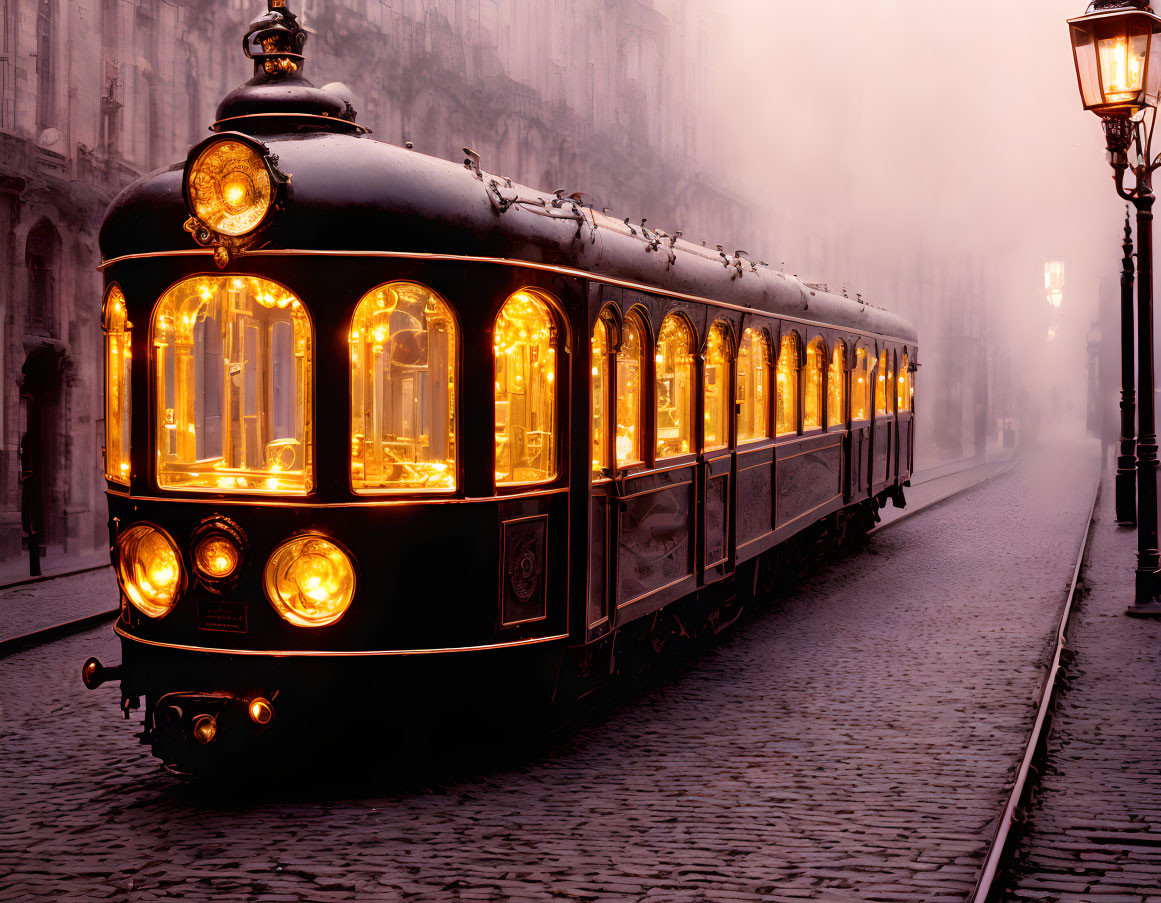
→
(1068, 0, 1161, 612)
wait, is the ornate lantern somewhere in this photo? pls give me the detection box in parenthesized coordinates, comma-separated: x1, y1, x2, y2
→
(1069, 1, 1161, 116)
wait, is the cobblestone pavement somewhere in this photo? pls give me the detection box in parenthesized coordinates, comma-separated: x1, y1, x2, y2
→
(0, 436, 1099, 903)
(0, 567, 117, 644)
(1002, 463, 1161, 903)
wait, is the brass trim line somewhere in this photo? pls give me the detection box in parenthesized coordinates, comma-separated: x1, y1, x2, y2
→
(98, 249, 918, 346)
(115, 623, 568, 657)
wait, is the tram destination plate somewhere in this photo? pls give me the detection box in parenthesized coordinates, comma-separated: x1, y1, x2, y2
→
(197, 601, 248, 634)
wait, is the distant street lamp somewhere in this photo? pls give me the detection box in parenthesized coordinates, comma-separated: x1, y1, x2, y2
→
(1045, 260, 1065, 311)
(1069, 0, 1161, 615)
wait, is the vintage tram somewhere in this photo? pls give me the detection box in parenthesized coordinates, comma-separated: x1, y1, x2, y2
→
(83, 1, 918, 769)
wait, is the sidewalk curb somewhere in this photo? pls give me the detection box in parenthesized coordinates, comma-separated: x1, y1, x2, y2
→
(0, 562, 111, 593)
(0, 608, 120, 660)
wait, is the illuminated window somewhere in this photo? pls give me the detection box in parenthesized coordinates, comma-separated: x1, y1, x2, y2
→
(827, 342, 846, 429)
(655, 313, 695, 458)
(803, 338, 825, 431)
(900, 352, 912, 412)
(853, 346, 872, 422)
(776, 333, 798, 437)
(737, 328, 770, 443)
(494, 289, 558, 485)
(592, 317, 611, 477)
(875, 349, 890, 416)
(153, 276, 312, 494)
(350, 282, 456, 493)
(103, 284, 131, 485)
(617, 312, 645, 467)
(704, 322, 731, 452)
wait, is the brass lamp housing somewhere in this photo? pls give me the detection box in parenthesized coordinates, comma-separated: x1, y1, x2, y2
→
(1069, 5, 1161, 115)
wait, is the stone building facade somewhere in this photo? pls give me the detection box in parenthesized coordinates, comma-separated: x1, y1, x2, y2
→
(0, 0, 752, 567)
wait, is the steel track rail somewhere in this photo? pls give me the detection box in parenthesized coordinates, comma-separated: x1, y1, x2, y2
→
(968, 461, 1103, 903)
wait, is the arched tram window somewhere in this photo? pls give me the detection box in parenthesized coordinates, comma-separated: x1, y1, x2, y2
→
(875, 348, 891, 417)
(853, 346, 873, 422)
(591, 316, 611, 478)
(103, 284, 132, 485)
(900, 351, 912, 412)
(803, 338, 825, 431)
(616, 312, 645, 467)
(494, 289, 558, 486)
(736, 328, 770, 443)
(703, 322, 731, 452)
(827, 341, 846, 429)
(655, 313, 695, 459)
(152, 276, 313, 494)
(776, 333, 798, 437)
(350, 281, 457, 493)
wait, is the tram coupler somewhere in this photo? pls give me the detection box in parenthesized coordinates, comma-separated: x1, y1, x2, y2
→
(81, 657, 124, 690)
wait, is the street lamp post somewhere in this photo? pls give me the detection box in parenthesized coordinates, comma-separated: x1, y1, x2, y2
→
(1118, 209, 1138, 527)
(1069, 0, 1161, 614)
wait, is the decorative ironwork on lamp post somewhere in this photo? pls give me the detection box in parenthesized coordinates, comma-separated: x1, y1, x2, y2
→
(1118, 209, 1139, 526)
(1069, 0, 1161, 614)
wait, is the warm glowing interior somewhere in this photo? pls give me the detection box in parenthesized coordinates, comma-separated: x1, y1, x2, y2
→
(853, 347, 871, 422)
(803, 339, 824, 431)
(655, 314, 694, 458)
(616, 313, 645, 467)
(703, 322, 731, 452)
(776, 334, 798, 437)
(188, 140, 273, 236)
(153, 276, 312, 494)
(736, 328, 769, 443)
(264, 534, 355, 628)
(591, 317, 610, 477)
(103, 285, 132, 485)
(828, 343, 846, 429)
(1098, 31, 1148, 102)
(898, 352, 911, 413)
(350, 282, 456, 493)
(875, 350, 890, 416)
(494, 290, 558, 485)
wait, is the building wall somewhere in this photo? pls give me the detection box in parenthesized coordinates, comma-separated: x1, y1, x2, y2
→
(0, 0, 752, 565)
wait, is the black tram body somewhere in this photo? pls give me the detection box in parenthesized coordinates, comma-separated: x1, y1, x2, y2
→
(84, 3, 918, 767)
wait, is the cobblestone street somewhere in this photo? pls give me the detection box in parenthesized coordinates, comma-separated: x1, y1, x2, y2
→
(0, 437, 1100, 902)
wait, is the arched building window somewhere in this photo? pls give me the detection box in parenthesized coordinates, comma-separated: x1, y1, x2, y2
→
(703, 322, 731, 452)
(25, 219, 61, 334)
(494, 289, 558, 486)
(803, 338, 825, 431)
(350, 282, 457, 492)
(617, 311, 645, 467)
(828, 342, 846, 429)
(655, 313, 695, 458)
(736, 328, 770, 443)
(776, 333, 798, 437)
(103, 285, 131, 484)
(36, 0, 55, 132)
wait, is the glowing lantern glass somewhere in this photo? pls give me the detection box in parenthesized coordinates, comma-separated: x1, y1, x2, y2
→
(1069, 5, 1161, 115)
(1046, 260, 1065, 310)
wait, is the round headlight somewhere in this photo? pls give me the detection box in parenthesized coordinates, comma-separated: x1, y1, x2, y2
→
(193, 534, 240, 581)
(187, 139, 273, 237)
(116, 524, 183, 619)
(264, 535, 355, 628)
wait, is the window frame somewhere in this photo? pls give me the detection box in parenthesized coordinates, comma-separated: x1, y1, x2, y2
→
(826, 339, 848, 432)
(493, 286, 566, 492)
(653, 311, 699, 464)
(102, 282, 132, 486)
(615, 306, 651, 474)
(348, 279, 461, 497)
(775, 329, 802, 440)
(851, 342, 874, 426)
(802, 336, 827, 436)
(148, 273, 316, 497)
(702, 319, 734, 455)
(735, 324, 775, 450)
(590, 305, 620, 482)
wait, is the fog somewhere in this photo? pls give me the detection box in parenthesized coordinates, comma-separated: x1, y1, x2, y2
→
(709, 0, 1118, 463)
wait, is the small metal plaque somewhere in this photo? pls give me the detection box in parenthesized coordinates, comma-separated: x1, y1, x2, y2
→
(198, 600, 248, 633)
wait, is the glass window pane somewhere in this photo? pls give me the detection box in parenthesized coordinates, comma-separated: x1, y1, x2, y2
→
(592, 318, 609, 477)
(616, 313, 645, 466)
(827, 342, 845, 429)
(803, 339, 824, 431)
(898, 352, 910, 412)
(655, 314, 694, 458)
(875, 349, 889, 416)
(494, 290, 558, 485)
(776, 334, 798, 436)
(737, 328, 770, 443)
(704, 322, 731, 451)
(853, 347, 871, 422)
(103, 285, 131, 484)
(153, 276, 312, 494)
(350, 282, 457, 492)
